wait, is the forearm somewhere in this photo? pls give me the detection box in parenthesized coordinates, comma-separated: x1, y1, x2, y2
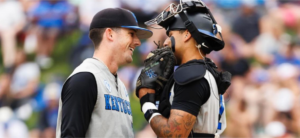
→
(149, 110, 195, 138)
(150, 115, 182, 138)
(138, 89, 196, 137)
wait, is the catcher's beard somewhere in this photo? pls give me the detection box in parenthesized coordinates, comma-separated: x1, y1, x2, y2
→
(170, 36, 176, 53)
(169, 36, 181, 65)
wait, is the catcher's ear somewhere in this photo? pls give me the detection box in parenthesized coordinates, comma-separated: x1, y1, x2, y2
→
(183, 31, 192, 42)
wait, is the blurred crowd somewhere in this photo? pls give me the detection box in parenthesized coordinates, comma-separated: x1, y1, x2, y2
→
(0, 0, 299, 138)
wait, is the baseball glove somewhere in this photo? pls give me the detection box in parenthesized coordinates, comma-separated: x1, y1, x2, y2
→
(136, 46, 176, 99)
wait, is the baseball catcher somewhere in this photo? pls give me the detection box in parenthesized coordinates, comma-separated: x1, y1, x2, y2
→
(136, 0, 231, 137)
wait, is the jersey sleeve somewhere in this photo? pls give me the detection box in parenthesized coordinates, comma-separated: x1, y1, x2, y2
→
(60, 72, 97, 137)
(171, 78, 210, 116)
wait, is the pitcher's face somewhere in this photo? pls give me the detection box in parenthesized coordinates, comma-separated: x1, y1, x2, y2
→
(115, 28, 141, 65)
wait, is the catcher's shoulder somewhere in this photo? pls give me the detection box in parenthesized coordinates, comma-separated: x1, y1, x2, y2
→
(174, 61, 206, 85)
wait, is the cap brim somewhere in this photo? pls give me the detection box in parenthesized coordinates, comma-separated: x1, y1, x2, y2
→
(121, 26, 153, 39)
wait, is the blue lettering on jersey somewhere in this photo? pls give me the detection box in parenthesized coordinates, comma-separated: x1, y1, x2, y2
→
(111, 95, 119, 111)
(104, 94, 111, 110)
(114, 96, 120, 111)
(104, 94, 130, 115)
(122, 100, 128, 114)
(117, 97, 124, 112)
(124, 101, 129, 115)
(126, 101, 132, 115)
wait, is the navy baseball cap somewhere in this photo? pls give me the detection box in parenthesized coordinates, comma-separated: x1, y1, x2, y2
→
(90, 8, 153, 39)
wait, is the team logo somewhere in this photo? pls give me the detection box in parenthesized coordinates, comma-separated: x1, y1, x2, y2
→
(103, 80, 111, 93)
(145, 69, 157, 78)
(202, 42, 209, 48)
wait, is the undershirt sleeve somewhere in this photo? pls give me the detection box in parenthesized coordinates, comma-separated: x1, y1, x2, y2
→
(171, 78, 210, 116)
(60, 72, 97, 137)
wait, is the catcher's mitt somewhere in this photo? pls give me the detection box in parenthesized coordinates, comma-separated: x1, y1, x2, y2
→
(136, 46, 176, 99)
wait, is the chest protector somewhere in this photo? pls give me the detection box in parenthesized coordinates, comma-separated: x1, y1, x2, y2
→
(158, 58, 231, 137)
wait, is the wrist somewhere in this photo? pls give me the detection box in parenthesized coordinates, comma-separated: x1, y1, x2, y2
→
(140, 93, 161, 123)
(138, 88, 155, 99)
(142, 102, 161, 123)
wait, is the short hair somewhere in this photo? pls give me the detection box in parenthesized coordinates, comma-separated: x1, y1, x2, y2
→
(178, 30, 186, 34)
(89, 28, 119, 48)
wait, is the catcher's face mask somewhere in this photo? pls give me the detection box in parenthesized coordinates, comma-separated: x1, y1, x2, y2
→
(145, 0, 225, 53)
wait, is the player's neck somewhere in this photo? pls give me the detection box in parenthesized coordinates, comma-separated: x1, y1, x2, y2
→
(180, 49, 206, 65)
(93, 50, 118, 75)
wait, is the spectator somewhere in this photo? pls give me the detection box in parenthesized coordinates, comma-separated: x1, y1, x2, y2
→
(214, 0, 242, 9)
(220, 44, 250, 76)
(273, 42, 300, 67)
(0, 107, 29, 138)
(29, 0, 73, 68)
(78, 0, 120, 31)
(38, 82, 61, 138)
(9, 49, 40, 110)
(121, 0, 171, 24)
(0, 74, 11, 106)
(232, 0, 261, 43)
(0, 0, 26, 73)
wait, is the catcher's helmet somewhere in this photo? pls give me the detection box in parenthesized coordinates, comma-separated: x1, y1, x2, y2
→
(145, 0, 224, 54)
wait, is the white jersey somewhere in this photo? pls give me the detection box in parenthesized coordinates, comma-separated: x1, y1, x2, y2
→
(169, 70, 226, 135)
(56, 58, 134, 138)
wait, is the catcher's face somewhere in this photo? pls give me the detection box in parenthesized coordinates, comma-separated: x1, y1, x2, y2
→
(115, 28, 141, 65)
(163, 30, 188, 64)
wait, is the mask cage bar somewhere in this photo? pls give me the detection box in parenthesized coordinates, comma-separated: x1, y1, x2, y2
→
(145, 3, 184, 26)
(145, 0, 207, 26)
